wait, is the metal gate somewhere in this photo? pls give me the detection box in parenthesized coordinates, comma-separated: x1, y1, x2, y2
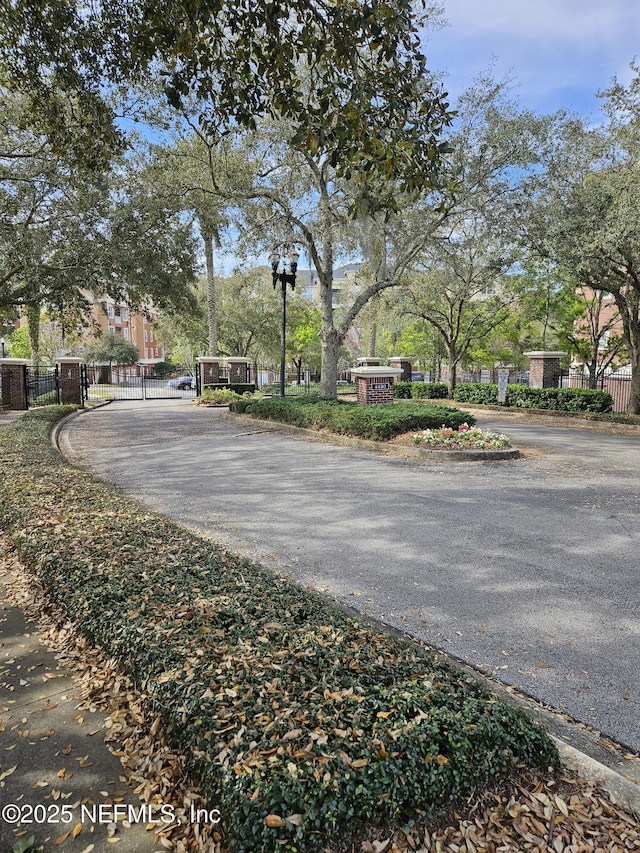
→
(26, 366, 60, 407)
(86, 365, 198, 401)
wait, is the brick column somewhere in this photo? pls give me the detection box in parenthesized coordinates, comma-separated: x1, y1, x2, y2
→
(58, 357, 83, 405)
(226, 357, 250, 383)
(389, 358, 412, 381)
(351, 366, 403, 405)
(523, 351, 567, 389)
(197, 357, 224, 387)
(0, 359, 28, 411)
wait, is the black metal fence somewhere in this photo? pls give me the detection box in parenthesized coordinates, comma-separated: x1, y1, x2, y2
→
(252, 365, 355, 396)
(85, 364, 198, 401)
(26, 366, 60, 407)
(559, 371, 633, 413)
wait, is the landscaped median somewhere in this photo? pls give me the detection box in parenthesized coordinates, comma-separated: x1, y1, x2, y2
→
(228, 396, 520, 460)
(0, 408, 559, 852)
(229, 396, 475, 439)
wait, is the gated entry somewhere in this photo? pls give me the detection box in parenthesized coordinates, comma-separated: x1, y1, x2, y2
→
(87, 365, 198, 401)
(27, 366, 60, 407)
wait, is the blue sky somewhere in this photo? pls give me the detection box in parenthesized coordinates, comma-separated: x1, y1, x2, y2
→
(423, 0, 639, 118)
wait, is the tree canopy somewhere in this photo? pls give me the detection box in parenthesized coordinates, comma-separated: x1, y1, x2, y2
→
(0, 0, 452, 195)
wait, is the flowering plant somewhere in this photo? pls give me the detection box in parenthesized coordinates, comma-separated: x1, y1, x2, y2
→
(412, 423, 511, 449)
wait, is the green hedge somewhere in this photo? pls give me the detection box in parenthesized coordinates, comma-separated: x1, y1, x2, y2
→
(0, 408, 558, 852)
(230, 396, 476, 440)
(204, 382, 256, 395)
(453, 383, 613, 412)
(394, 381, 449, 400)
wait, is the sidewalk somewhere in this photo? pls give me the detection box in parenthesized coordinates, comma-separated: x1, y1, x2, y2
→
(0, 558, 163, 853)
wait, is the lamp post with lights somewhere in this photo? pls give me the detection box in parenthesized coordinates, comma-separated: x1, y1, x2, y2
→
(270, 250, 299, 398)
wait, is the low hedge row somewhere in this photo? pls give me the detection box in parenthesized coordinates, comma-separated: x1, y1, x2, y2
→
(204, 382, 256, 395)
(229, 396, 475, 440)
(0, 409, 558, 853)
(394, 382, 449, 400)
(453, 383, 614, 412)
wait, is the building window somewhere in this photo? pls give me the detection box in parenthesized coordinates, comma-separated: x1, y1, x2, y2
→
(144, 329, 148, 342)
(107, 305, 114, 318)
(122, 308, 129, 321)
(144, 348, 148, 359)
(123, 328, 129, 340)
(108, 325, 115, 334)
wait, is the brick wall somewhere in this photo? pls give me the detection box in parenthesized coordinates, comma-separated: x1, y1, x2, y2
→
(356, 376, 395, 405)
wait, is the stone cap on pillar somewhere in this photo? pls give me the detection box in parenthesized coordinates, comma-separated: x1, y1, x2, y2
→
(351, 366, 404, 379)
(197, 357, 225, 364)
(0, 358, 29, 365)
(357, 357, 381, 366)
(224, 357, 251, 364)
(57, 357, 84, 364)
(523, 351, 567, 359)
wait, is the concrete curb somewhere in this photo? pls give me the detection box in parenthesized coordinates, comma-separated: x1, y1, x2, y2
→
(552, 738, 640, 814)
(52, 400, 111, 458)
(226, 412, 520, 461)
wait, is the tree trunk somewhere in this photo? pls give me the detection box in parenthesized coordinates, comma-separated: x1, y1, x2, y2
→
(447, 344, 457, 399)
(202, 230, 217, 356)
(25, 303, 40, 367)
(319, 326, 339, 400)
(629, 351, 640, 415)
(367, 322, 377, 358)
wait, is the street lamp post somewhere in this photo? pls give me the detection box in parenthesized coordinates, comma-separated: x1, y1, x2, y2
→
(0, 337, 5, 359)
(270, 250, 299, 398)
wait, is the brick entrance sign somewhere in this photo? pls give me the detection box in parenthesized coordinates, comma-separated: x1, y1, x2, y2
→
(197, 357, 224, 387)
(226, 357, 250, 383)
(351, 366, 403, 405)
(523, 351, 567, 389)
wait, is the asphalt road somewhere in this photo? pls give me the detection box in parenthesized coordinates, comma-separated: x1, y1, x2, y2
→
(61, 400, 640, 752)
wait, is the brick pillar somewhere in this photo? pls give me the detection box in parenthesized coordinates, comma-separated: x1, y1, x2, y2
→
(0, 359, 28, 410)
(389, 358, 412, 381)
(58, 357, 83, 405)
(523, 351, 567, 389)
(197, 357, 223, 387)
(226, 358, 250, 383)
(351, 366, 403, 405)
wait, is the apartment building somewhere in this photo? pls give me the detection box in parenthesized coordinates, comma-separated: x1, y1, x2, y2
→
(83, 293, 164, 364)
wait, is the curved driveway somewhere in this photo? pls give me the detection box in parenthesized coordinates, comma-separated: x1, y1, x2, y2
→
(61, 400, 640, 752)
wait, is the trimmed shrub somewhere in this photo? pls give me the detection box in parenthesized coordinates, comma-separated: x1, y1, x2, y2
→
(198, 387, 244, 406)
(452, 384, 499, 406)
(410, 382, 449, 400)
(453, 383, 613, 413)
(204, 382, 256, 395)
(0, 409, 558, 853)
(394, 380, 412, 399)
(229, 396, 476, 440)
(395, 382, 449, 400)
